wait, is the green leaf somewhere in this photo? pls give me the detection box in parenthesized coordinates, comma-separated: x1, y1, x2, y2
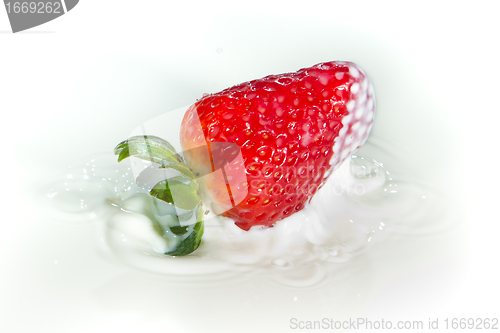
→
(167, 175, 199, 190)
(163, 163, 196, 180)
(178, 210, 194, 223)
(193, 205, 204, 248)
(114, 135, 182, 166)
(150, 179, 200, 211)
(170, 225, 189, 235)
(115, 135, 177, 155)
(114, 135, 206, 256)
(166, 205, 204, 256)
(117, 146, 130, 162)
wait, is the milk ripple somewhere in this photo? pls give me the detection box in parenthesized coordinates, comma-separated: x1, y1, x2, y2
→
(44, 149, 441, 288)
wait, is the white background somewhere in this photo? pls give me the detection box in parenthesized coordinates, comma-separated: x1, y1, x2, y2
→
(1, 1, 499, 332)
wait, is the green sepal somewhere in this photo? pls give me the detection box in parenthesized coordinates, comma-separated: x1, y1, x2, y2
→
(167, 175, 199, 191)
(117, 146, 130, 163)
(163, 162, 196, 180)
(114, 135, 205, 256)
(166, 205, 204, 256)
(115, 135, 177, 156)
(170, 225, 189, 235)
(150, 179, 200, 211)
(114, 135, 182, 166)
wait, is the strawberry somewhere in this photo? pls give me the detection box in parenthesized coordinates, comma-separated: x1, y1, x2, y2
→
(180, 61, 375, 231)
(115, 61, 375, 255)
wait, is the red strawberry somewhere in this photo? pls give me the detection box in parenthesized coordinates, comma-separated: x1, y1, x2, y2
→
(180, 61, 375, 231)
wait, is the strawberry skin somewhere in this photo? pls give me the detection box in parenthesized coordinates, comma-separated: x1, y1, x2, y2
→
(180, 61, 375, 231)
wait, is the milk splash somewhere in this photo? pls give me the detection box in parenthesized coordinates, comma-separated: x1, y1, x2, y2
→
(44, 143, 439, 287)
